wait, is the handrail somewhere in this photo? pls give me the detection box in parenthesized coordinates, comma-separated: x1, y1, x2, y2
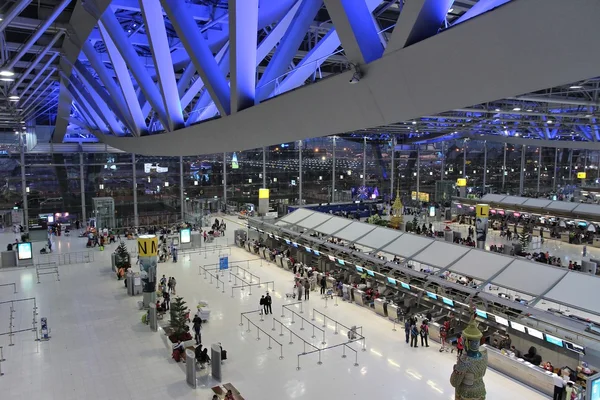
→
(282, 304, 326, 344)
(0, 283, 17, 294)
(231, 281, 274, 297)
(312, 309, 366, 351)
(241, 314, 284, 360)
(0, 297, 39, 343)
(296, 341, 359, 370)
(272, 317, 319, 354)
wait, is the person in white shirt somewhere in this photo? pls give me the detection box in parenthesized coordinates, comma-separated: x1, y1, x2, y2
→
(552, 373, 566, 400)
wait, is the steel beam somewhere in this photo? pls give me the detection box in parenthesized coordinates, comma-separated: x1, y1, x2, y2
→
(386, 0, 454, 54)
(4, 0, 72, 69)
(65, 74, 114, 134)
(453, 0, 511, 26)
(162, 0, 231, 116)
(98, 11, 170, 131)
(0, 0, 34, 34)
(11, 31, 63, 93)
(65, 84, 101, 131)
(111, 0, 212, 21)
(133, 153, 139, 227)
(139, 0, 184, 131)
(229, 0, 259, 112)
(180, 77, 204, 110)
(299, 140, 303, 205)
(80, 153, 86, 223)
(256, 0, 323, 103)
(19, 69, 55, 108)
(96, 23, 146, 136)
(323, 0, 383, 64)
(17, 53, 58, 97)
(177, 61, 196, 98)
(256, 0, 302, 65)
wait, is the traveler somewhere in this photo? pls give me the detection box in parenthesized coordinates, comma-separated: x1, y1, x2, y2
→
(171, 277, 177, 294)
(198, 347, 211, 369)
(192, 315, 202, 345)
(410, 322, 419, 348)
(172, 340, 186, 363)
(320, 275, 326, 295)
(163, 291, 170, 310)
(552, 373, 566, 400)
(297, 281, 303, 301)
(456, 333, 464, 358)
(167, 277, 173, 292)
(260, 295, 267, 315)
(404, 319, 410, 344)
(420, 320, 429, 347)
(304, 278, 310, 300)
(265, 293, 273, 314)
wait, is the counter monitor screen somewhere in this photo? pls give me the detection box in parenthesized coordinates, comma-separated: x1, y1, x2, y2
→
(292, 242, 299, 248)
(510, 321, 526, 333)
(285, 239, 291, 245)
(328, 255, 336, 262)
(426, 292, 438, 300)
(475, 309, 487, 319)
(526, 327, 544, 340)
(493, 316, 509, 326)
(442, 297, 454, 307)
(313, 250, 320, 256)
(400, 282, 410, 290)
(17, 242, 32, 260)
(366, 270, 375, 277)
(304, 247, 312, 253)
(545, 333, 564, 347)
(387, 277, 396, 285)
(355, 266, 364, 272)
(338, 259, 345, 266)
(564, 341, 585, 355)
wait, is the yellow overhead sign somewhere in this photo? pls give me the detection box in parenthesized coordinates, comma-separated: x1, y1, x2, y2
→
(137, 235, 158, 257)
(577, 172, 587, 179)
(456, 178, 467, 187)
(259, 188, 270, 199)
(476, 204, 490, 218)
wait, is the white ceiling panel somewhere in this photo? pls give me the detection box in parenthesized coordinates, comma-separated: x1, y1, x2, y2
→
(523, 198, 552, 208)
(279, 208, 314, 224)
(544, 201, 578, 212)
(412, 240, 469, 268)
(334, 222, 377, 242)
(448, 249, 513, 281)
(383, 234, 433, 259)
(481, 194, 507, 203)
(313, 217, 353, 235)
(543, 272, 600, 315)
(491, 259, 568, 296)
(355, 227, 402, 250)
(501, 196, 529, 205)
(296, 212, 333, 229)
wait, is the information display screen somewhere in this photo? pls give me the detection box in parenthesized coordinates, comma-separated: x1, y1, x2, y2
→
(387, 277, 396, 285)
(304, 247, 312, 253)
(180, 228, 191, 244)
(355, 266, 363, 272)
(17, 242, 32, 260)
(475, 309, 487, 319)
(285, 239, 291, 245)
(292, 242, 299, 248)
(510, 321, 526, 333)
(313, 250, 320, 256)
(366, 270, 375, 277)
(545, 333, 564, 347)
(527, 327, 544, 340)
(338, 259, 345, 266)
(442, 297, 454, 307)
(591, 378, 600, 400)
(328, 255, 336, 262)
(493, 316, 509, 326)
(564, 341, 585, 355)
(400, 282, 410, 290)
(426, 292, 438, 300)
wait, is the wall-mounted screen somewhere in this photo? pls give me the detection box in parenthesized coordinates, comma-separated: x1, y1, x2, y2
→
(180, 228, 191, 244)
(328, 255, 336, 262)
(304, 247, 312, 253)
(400, 282, 410, 290)
(313, 250, 320, 256)
(366, 270, 375, 277)
(564, 341, 585, 355)
(442, 297, 454, 307)
(475, 309, 487, 319)
(338, 259, 345, 266)
(545, 334, 564, 347)
(292, 242, 299, 248)
(426, 292, 438, 300)
(493, 316, 509, 326)
(510, 321, 526, 333)
(355, 266, 364, 272)
(527, 327, 544, 340)
(590, 378, 600, 400)
(17, 242, 32, 260)
(285, 239, 291, 245)
(387, 277, 396, 285)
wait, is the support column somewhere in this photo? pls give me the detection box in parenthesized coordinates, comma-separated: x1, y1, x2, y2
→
(537, 147, 542, 193)
(132, 153, 138, 227)
(20, 133, 28, 233)
(262, 146, 267, 188)
(519, 145, 526, 195)
(482, 141, 487, 195)
(416, 145, 421, 201)
(440, 141, 445, 181)
(362, 136, 366, 187)
(390, 136, 396, 199)
(79, 152, 86, 225)
(568, 149, 573, 182)
(553, 148, 558, 190)
(331, 137, 336, 203)
(223, 152, 227, 208)
(462, 140, 467, 178)
(502, 143, 507, 190)
(298, 140, 303, 205)
(179, 156, 185, 221)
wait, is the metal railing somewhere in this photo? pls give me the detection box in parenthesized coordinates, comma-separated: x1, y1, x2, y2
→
(231, 281, 275, 297)
(276, 304, 326, 346)
(37, 250, 94, 266)
(0, 283, 17, 294)
(240, 311, 284, 360)
(311, 309, 366, 351)
(296, 341, 359, 371)
(0, 297, 39, 345)
(35, 262, 59, 283)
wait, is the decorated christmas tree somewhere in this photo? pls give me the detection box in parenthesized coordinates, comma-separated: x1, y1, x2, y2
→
(517, 226, 529, 251)
(169, 296, 192, 342)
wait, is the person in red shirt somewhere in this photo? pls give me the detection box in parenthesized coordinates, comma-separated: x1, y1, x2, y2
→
(456, 333, 464, 358)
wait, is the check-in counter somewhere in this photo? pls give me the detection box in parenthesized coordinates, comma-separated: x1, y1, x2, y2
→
(246, 242, 252, 252)
(561, 232, 571, 243)
(275, 254, 283, 268)
(374, 298, 387, 317)
(343, 284, 352, 302)
(354, 289, 366, 306)
(387, 303, 399, 321)
(484, 345, 554, 397)
(326, 276, 336, 289)
(261, 248, 268, 259)
(428, 322, 442, 343)
(283, 258, 292, 270)
(593, 238, 600, 248)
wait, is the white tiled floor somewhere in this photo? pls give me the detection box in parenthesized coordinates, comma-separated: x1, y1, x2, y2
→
(0, 220, 549, 400)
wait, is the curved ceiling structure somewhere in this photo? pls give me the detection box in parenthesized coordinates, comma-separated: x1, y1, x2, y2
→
(2, 0, 599, 153)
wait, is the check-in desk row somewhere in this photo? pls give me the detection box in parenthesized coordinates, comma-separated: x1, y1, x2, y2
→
(484, 345, 555, 397)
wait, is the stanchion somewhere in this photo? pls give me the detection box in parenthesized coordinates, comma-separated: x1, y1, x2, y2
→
(0, 347, 3, 376)
(279, 323, 284, 337)
(354, 350, 359, 366)
(317, 349, 322, 365)
(0, 346, 4, 361)
(334, 295, 338, 306)
(312, 325, 316, 339)
(342, 345, 346, 358)
(267, 337, 272, 350)
(272, 319, 276, 331)
(260, 312, 264, 322)
(296, 355, 301, 371)
(289, 330, 293, 345)
(324, 296, 328, 308)
(303, 341, 306, 355)
(246, 318, 251, 333)
(256, 326, 261, 341)
(334, 321, 338, 335)
(300, 319, 304, 331)
(392, 318, 397, 332)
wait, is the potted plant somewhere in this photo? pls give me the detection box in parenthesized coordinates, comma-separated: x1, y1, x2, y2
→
(168, 296, 192, 343)
(114, 241, 131, 279)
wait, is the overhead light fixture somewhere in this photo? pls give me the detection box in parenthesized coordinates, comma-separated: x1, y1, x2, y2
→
(8, 95, 19, 101)
(547, 120, 553, 124)
(0, 69, 15, 77)
(494, 108, 501, 112)
(21, 126, 26, 130)
(569, 85, 583, 89)
(412, 121, 417, 125)
(513, 107, 521, 111)
(448, 8, 454, 13)
(526, 109, 533, 112)
(20, 121, 25, 124)
(0, 77, 14, 82)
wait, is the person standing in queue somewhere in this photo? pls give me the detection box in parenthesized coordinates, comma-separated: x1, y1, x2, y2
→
(320, 275, 327, 295)
(420, 320, 429, 347)
(552, 373, 566, 400)
(297, 281, 303, 301)
(404, 318, 411, 344)
(410, 321, 419, 348)
(456, 333, 464, 358)
(260, 295, 267, 315)
(265, 292, 273, 314)
(304, 278, 310, 300)
(192, 314, 202, 345)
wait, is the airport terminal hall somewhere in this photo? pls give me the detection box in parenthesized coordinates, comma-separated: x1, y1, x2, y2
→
(2, 0, 600, 399)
